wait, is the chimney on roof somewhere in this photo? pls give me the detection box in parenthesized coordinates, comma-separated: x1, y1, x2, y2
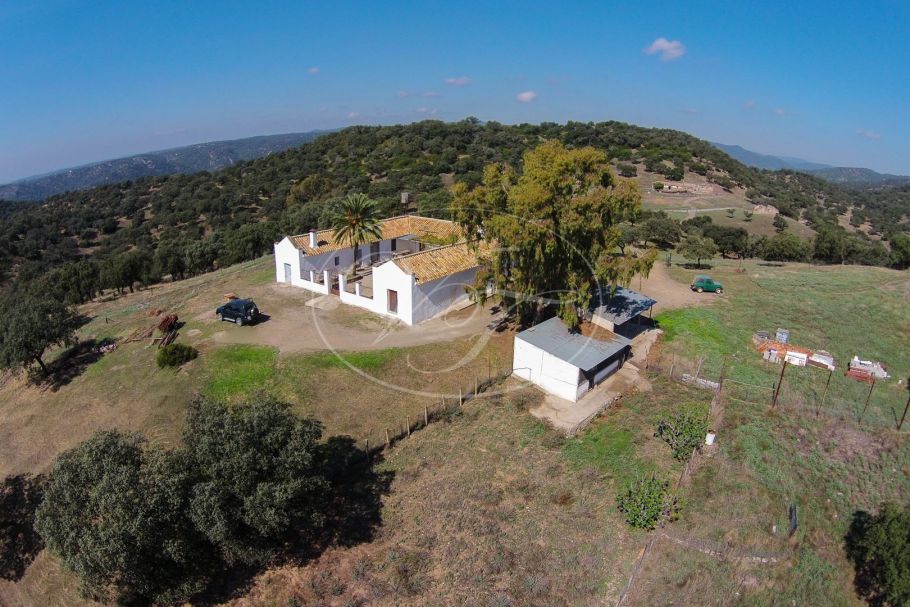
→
(308, 229, 317, 248)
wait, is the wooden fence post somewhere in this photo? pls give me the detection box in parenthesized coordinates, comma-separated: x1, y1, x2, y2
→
(475, 376, 478, 396)
(771, 360, 788, 409)
(694, 357, 705, 382)
(459, 387, 463, 406)
(669, 354, 676, 380)
(424, 406, 429, 427)
(819, 369, 833, 416)
(385, 428, 390, 447)
(406, 416, 410, 437)
(899, 391, 910, 431)
(858, 378, 876, 424)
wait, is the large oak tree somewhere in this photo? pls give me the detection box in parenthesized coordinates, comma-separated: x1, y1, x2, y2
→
(452, 140, 655, 326)
(0, 286, 81, 376)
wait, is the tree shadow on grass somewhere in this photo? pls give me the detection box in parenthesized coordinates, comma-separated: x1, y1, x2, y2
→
(679, 262, 714, 270)
(0, 474, 46, 582)
(844, 510, 875, 605)
(193, 436, 393, 605)
(33, 337, 116, 391)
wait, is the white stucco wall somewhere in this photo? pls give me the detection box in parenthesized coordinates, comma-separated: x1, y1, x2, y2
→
(275, 239, 305, 286)
(275, 235, 475, 326)
(362, 261, 417, 324)
(411, 267, 479, 325)
(512, 337, 584, 402)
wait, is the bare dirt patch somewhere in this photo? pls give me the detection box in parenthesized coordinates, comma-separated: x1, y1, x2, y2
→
(636, 262, 714, 314)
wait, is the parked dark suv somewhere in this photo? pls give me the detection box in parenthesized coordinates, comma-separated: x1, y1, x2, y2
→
(216, 299, 260, 325)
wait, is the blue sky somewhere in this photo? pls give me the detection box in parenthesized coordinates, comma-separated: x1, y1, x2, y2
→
(1, 0, 908, 183)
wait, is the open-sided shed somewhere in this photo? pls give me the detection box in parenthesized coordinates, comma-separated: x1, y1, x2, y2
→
(588, 286, 657, 333)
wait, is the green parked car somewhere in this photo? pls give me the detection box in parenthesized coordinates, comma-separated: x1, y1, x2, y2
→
(691, 275, 724, 294)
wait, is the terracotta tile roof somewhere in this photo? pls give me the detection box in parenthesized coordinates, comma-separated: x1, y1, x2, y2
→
(392, 241, 484, 283)
(288, 215, 463, 255)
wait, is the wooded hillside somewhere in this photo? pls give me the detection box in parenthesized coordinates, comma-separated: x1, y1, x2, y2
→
(1, 119, 907, 292)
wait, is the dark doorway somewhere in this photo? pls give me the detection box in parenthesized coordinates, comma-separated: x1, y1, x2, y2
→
(388, 289, 398, 313)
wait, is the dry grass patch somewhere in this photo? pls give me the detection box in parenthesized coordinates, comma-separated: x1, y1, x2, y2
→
(223, 385, 646, 606)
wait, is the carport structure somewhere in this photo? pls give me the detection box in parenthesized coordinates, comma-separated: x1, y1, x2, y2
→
(587, 286, 657, 337)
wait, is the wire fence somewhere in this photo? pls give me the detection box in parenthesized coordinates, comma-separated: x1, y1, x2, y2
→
(361, 366, 514, 457)
(617, 350, 909, 606)
(646, 352, 909, 432)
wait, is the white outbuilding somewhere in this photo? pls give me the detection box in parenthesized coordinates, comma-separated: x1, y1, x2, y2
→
(512, 317, 632, 402)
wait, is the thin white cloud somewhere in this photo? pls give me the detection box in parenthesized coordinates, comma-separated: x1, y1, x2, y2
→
(307, 67, 319, 74)
(856, 128, 881, 140)
(397, 90, 412, 98)
(644, 37, 686, 61)
(347, 111, 360, 119)
(682, 107, 698, 115)
(444, 76, 472, 86)
(422, 91, 441, 98)
(416, 107, 438, 115)
(743, 99, 756, 110)
(773, 108, 787, 116)
(516, 90, 538, 103)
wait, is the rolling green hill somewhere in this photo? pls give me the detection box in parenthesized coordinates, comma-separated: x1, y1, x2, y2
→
(0, 120, 907, 291)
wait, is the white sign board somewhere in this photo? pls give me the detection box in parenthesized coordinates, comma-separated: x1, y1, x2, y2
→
(784, 351, 808, 366)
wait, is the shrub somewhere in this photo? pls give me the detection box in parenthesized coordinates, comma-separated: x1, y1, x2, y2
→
(655, 404, 708, 460)
(184, 396, 328, 565)
(617, 163, 637, 178)
(653, 182, 664, 191)
(845, 502, 910, 606)
(616, 475, 680, 530)
(35, 396, 336, 603)
(34, 431, 208, 604)
(157, 343, 198, 368)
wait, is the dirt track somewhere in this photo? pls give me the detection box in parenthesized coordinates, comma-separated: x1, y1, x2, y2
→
(634, 262, 715, 314)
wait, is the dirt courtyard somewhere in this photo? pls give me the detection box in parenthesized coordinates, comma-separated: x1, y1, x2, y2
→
(209, 283, 502, 355)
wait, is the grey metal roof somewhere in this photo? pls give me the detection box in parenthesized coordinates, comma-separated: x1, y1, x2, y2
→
(590, 286, 657, 326)
(515, 317, 631, 371)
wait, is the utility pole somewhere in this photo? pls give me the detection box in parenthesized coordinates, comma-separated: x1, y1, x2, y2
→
(771, 359, 788, 409)
(898, 383, 910, 431)
(858, 378, 876, 425)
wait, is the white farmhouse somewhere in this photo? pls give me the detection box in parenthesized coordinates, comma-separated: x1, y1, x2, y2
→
(274, 215, 483, 325)
(512, 317, 632, 402)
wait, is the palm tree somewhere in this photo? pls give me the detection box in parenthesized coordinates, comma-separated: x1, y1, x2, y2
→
(332, 193, 383, 271)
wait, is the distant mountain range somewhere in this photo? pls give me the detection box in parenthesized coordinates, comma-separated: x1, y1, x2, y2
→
(0, 131, 328, 201)
(711, 142, 910, 187)
(710, 142, 833, 171)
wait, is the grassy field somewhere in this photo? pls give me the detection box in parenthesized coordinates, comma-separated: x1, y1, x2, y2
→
(211, 376, 715, 607)
(2, 255, 908, 606)
(625, 260, 910, 604)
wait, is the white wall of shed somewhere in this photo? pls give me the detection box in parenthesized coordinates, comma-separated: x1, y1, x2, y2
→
(512, 337, 583, 402)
